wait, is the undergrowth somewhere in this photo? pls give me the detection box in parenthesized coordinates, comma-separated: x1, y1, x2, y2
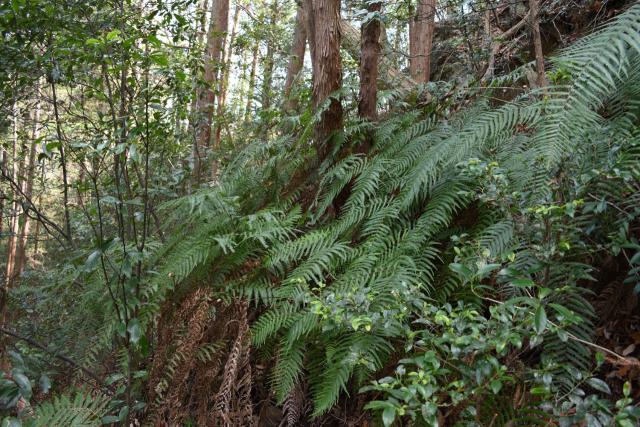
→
(4, 4, 640, 427)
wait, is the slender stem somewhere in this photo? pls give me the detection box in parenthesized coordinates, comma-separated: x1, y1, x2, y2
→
(50, 80, 73, 244)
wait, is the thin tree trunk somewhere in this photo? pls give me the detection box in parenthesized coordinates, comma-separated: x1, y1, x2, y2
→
(189, 0, 210, 120)
(193, 0, 229, 183)
(261, 0, 279, 114)
(16, 83, 41, 274)
(409, 2, 419, 80)
(214, 0, 241, 146)
(188, 0, 210, 191)
(393, 19, 403, 70)
(51, 81, 72, 242)
(528, 0, 548, 88)
(5, 102, 20, 288)
(237, 47, 250, 117)
(304, 0, 343, 159)
(32, 177, 44, 257)
(0, 148, 6, 238)
(244, 42, 259, 120)
(481, 9, 531, 82)
(1, 101, 20, 370)
(409, 0, 436, 85)
(283, 6, 307, 113)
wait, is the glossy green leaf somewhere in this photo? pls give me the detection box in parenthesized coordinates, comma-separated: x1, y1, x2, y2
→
(587, 377, 611, 394)
(534, 305, 547, 334)
(382, 407, 396, 427)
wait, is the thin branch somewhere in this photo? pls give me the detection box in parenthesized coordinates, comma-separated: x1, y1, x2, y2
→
(0, 168, 70, 246)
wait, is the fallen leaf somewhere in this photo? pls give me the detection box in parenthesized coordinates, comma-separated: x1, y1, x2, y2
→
(622, 344, 636, 356)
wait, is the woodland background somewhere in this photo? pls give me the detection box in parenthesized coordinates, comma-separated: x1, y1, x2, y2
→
(1, 0, 640, 425)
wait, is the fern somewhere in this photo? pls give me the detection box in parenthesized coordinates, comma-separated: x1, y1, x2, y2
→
(137, 4, 640, 422)
(26, 390, 110, 427)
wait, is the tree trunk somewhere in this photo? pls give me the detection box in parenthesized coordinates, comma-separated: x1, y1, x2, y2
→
(193, 0, 229, 183)
(358, 1, 382, 123)
(189, 0, 210, 128)
(0, 148, 5, 239)
(5, 102, 20, 289)
(214, 0, 241, 146)
(283, 5, 307, 113)
(51, 81, 72, 242)
(244, 41, 259, 120)
(16, 84, 41, 274)
(261, 0, 279, 113)
(340, 19, 414, 91)
(409, 0, 436, 84)
(237, 47, 250, 117)
(481, 9, 531, 82)
(304, 0, 343, 159)
(357, 1, 383, 154)
(1, 102, 20, 369)
(528, 0, 548, 88)
(33, 185, 43, 256)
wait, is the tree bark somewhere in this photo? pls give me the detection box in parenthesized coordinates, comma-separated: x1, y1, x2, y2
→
(304, 0, 343, 160)
(340, 19, 414, 91)
(51, 80, 72, 242)
(0, 148, 6, 239)
(15, 83, 41, 274)
(528, 0, 548, 88)
(4, 102, 20, 289)
(409, 0, 436, 84)
(193, 0, 229, 183)
(189, 0, 210, 128)
(244, 41, 259, 120)
(261, 0, 279, 114)
(283, 6, 307, 113)
(1, 101, 20, 370)
(358, 1, 382, 123)
(214, 0, 241, 146)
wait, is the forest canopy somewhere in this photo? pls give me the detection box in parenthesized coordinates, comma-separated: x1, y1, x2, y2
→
(1, 0, 640, 426)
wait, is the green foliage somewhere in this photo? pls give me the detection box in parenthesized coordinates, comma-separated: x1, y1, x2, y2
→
(1, 390, 110, 427)
(4, 0, 640, 425)
(26, 391, 110, 427)
(123, 5, 640, 421)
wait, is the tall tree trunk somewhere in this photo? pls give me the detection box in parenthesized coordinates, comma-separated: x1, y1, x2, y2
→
(16, 83, 41, 274)
(214, 0, 241, 146)
(283, 5, 307, 113)
(261, 0, 279, 115)
(244, 41, 259, 120)
(189, 0, 210, 127)
(1, 102, 20, 369)
(32, 178, 44, 257)
(528, 0, 548, 88)
(357, 1, 383, 154)
(304, 0, 343, 160)
(358, 1, 382, 123)
(393, 19, 403, 70)
(5, 102, 20, 288)
(0, 147, 6, 238)
(237, 47, 250, 117)
(51, 80, 72, 242)
(409, 0, 436, 84)
(341, 19, 414, 91)
(193, 0, 229, 183)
